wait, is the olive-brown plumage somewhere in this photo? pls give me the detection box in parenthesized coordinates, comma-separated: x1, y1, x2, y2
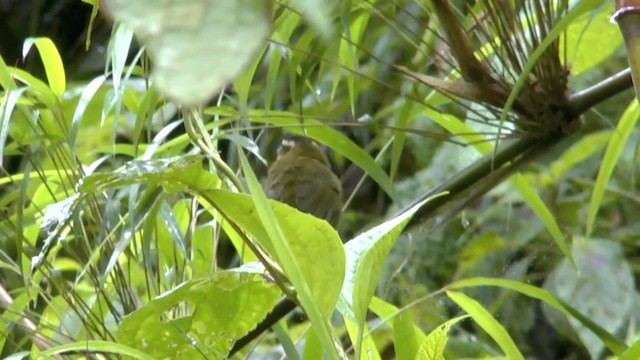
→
(265, 137, 342, 228)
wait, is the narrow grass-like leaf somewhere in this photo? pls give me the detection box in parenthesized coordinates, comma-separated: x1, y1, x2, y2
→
(0, 88, 28, 167)
(513, 173, 575, 268)
(447, 291, 524, 360)
(70, 75, 107, 158)
(449, 277, 627, 355)
(0, 54, 16, 90)
(547, 130, 611, 180)
(40, 341, 156, 360)
(8, 67, 57, 106)
(22, 37, 66, 99)
(587, 100, 640, 237)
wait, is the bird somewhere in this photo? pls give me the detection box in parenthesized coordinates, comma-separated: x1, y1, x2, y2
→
(265, 136, 342, 228)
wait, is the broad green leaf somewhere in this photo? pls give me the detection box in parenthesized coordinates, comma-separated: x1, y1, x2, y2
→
(235, 149, 343, 359)
(513, 173, 575, 268)
(561, 4, 623, 76)
(22, 37, 66, 99)
(79, 155, 221, 194)
(205, 189, 345, 320)
(102, 0, 272, 106)
(449, 277, 628, 355)
(587, 99, 640, 237)
(446, 291, 524, 360)
(620, 340, 640, 360)
(417, 316, 468, 360)
(339, 197, 435, 356)
(340, 198, 430, 324)
(117, 271, 281, 358)
(545, 238, 634, 359)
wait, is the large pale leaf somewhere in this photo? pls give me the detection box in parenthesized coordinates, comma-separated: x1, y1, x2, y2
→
(102, 0, 272, 106)
(544, 238, 634, 359)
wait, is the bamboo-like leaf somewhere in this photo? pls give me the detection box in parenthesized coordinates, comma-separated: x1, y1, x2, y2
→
(447, 291, 524, 360)
(22, 37, 66, 99)
(449, 277, 628, 355)
(587, 99, 640, 237)
(513, 173, 575, 268)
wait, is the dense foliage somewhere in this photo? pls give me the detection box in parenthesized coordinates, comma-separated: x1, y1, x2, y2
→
(0, 1, 638, 359)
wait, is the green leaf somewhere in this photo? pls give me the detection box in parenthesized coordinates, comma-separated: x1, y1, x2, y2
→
(22, 37, 66, 99)
(0, 88, 29, 167)
(393, 311, 419, 360)
(368, 297, 427, 347)
(513, 173, 575, 268)
(39, 341, 156, 360)
(446, 291, 524, 360)
(339, 196, 435, 356)
(344, 317, 381, 360)
(117, 271, 281, 358)
(102, 0, 272, 106)
(587, 99, 640, 237)
(205, 189, 345, 320)
(547, 130, 611, 181)
(234, 148, 343, 359)
(620, 340, 640, 360)
(449, 277, 628, 355)
(561, 3, 623, 76)
(340, 198, 430, 324)
(79, 155, 221, 194)
(417, 316, 468, 360)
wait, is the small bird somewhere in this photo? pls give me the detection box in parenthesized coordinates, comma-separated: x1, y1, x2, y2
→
(265, 136, 342, 228)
